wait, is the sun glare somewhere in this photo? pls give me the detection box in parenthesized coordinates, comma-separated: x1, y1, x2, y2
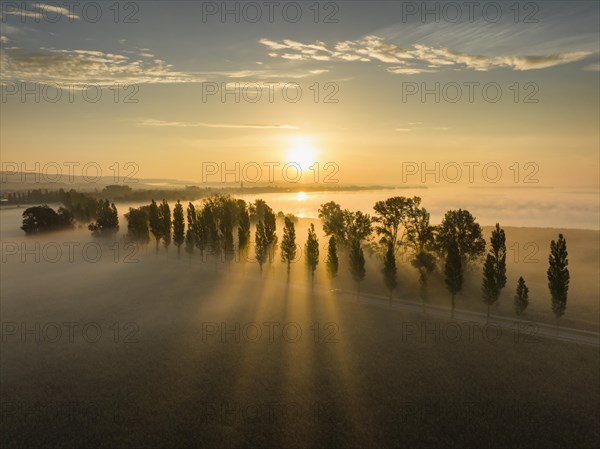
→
(297, 191, 307, 201)
(287, 135, 317, 170)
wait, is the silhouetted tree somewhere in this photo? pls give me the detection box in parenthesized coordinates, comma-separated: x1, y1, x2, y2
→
(341, 210, 372, 298)
(219, 198, 235, 267)
(264, 206, 278, 261)
(373, 198, 416, 305)
(21, 205, 74, 234)
(186, 202, 197, 246)
(490, 223, 507, 295)
(59, 189, 99, 222)
(482, 254, 497, 323)
(201, 200, 218, 262)
(305, 223, 320, 288)
(481, 223, 507, 322)
(344, 210, 372, 243)
(373, 196, 418, 250)
(318, 201, 346, 245)
(194, 204, 211, 260)
(125, 207, 150, 245)
(88, 200, 119, 237)
(148, 200, 162, 253)
(548, 234, 569, 325)
(255, 220, 268, 276)
(280, 216, 297, 278)
(159, 200, 172, 252)
(250, 199, 268, 223)
(514, 276, 529, 316)
(185, 228, 195, 263)
(436, 209, 486, 268)
(173, 200, 185, 257)
(326, 235, 339, 280)
(238, 201, 251, 254)
(444, 238, 463, 318)
(349, 240, 366, 299)
(406, 205, 436, 311)
(382, 241, 397, 304)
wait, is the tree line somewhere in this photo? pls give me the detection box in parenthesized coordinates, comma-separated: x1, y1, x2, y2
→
(20, 194, 570, 325)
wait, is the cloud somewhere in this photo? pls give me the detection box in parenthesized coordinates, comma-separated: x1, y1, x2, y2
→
(583, 62, 600, 72)
(394, 123, 449, 132)
(138, 119, 298, 130)
(0, 47, 205, 86)
(416, 45, 593, 71)
(0, 42, 328, 87)
(387, 67, 433, 75)
(35, 3, 80, 20)
(2, 3, 79, 21)
(261, 36, 593, 74)
(202, 68, 326, 80)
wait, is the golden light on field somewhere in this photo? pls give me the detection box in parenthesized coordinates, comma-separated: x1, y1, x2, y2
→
(287, 135, 318, 170)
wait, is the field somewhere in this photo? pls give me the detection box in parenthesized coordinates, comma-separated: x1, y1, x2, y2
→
(1, 221, 598, 448)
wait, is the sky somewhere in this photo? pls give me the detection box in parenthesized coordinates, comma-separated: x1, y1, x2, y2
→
(1, 1, 599, 187)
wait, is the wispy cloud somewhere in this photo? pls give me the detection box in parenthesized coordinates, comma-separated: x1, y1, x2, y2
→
(0, 47, 205, 86)
(261, 35, 593, 74)
(138, 119, 298, 130)
(36, 3, 80, 20)
(394, 123, 450, 132)
(2, 3, 80, 21)
(0, 41, 330, 86)
(583, 62, 600, 72)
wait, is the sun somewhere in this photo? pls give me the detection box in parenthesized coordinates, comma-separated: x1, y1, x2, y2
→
(297, 191, 307, 201)
(287, 135, 317, 171)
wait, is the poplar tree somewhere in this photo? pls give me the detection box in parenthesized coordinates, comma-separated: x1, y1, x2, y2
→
(547, 234, 569, 325)
(280, 216, 297, 278)
(305, 223, 320, 288)
(173, 200, 185, 257)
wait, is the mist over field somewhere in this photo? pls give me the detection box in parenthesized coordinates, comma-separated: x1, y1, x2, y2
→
(1, 200, 599, 447)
